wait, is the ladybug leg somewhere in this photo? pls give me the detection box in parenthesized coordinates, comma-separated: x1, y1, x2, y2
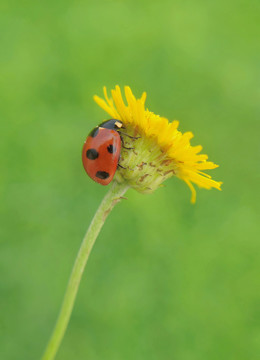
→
(117, 153, 127, 169)
(120, 135, 134, 150)
(118, 131, 140, 140)
(117, 153, 134, 171)
(118, 163, 135, 171)
(117, 163, 127, 169)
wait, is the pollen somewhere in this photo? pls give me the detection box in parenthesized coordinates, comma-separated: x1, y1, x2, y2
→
(94, 86, 222, 203)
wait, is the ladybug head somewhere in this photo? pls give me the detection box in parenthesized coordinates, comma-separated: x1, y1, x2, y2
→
(99, 119, 123, 130)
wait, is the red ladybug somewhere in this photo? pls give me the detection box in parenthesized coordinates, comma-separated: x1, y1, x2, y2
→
(82, 119, 124, 185)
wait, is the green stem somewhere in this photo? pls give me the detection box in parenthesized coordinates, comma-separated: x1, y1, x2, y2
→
(41, 181, 128, 360)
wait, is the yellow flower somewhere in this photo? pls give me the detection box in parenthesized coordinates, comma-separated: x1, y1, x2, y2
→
(94, 86, 222, 203)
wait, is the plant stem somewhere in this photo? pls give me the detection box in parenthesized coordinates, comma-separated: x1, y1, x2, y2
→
(41, 181, 128, 360)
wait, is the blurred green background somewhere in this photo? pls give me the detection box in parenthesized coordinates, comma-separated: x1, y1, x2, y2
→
(1, 0, 259, 359)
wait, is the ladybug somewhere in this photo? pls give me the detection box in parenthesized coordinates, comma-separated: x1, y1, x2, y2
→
(82, 119, 124, 185)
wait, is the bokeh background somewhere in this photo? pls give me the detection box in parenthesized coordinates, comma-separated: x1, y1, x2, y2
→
(1, 1, 259, 359)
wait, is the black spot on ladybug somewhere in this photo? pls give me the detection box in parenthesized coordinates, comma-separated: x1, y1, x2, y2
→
(89, 127, 99, 138)
(107, 144, 116, 154)
(96, 171, 110, 179)
(86, 149, 99, 160)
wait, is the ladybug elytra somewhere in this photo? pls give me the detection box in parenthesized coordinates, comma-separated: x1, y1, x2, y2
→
(82, 119, 124, 185)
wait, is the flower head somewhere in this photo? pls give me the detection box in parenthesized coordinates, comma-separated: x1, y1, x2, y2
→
(94, 86, 222, 203)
